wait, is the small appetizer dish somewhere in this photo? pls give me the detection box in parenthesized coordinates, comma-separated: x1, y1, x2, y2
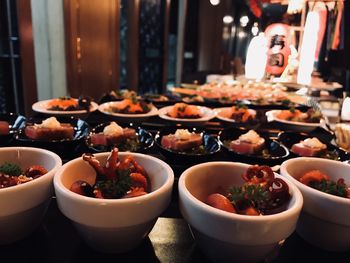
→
(266, 108, 323, 132)
(219, 128, 289, 165)
(98, 99, 158, 122)
(214, 104, 256, 123)
(32, 96, 98, 115)
(86, 121, 154, 152)
(158, 103, 216, 124)
(0, 113, 26, 145)
(99, 90, 144, 104)
(281, 158, 350, 251)
(278, 131, 349, 161)
(334, 123, 350, 152)
(178, 162, 302, 263)
(54, 148, 174, 253)
(0, 147, 61, 244)
(155, 127, 220, 164)
(182, 95, 205, 103)
(145, 93, 169, 102)
(15, 117, 89, 155)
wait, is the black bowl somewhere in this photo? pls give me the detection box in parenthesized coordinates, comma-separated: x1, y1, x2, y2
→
(86, 122, 154, 153)
(14, 116, 89, 157)
(155, 126, 221, 164)
(0, 113, 26, 146)
(219, 127, 289, 165)
(278, 131, 350, 161)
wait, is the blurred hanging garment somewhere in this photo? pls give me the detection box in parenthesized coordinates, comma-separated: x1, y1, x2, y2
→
(245, 33, 267, 80)
(314, 4, 327, 62)
(297, 11, 320, 85)
(339, 4, 345, 50)
(331, 1, 344, 50)
(317, 6, 329, 74)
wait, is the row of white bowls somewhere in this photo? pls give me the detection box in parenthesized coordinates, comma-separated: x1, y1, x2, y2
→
(0, 147, 349, 262)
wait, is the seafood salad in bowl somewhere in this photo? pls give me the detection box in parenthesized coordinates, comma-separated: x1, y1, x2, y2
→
(0, 147, 62, 244)
(54, 148, 174, 253)
(179, 162, 302, 263)
(281, 157, 350, 251)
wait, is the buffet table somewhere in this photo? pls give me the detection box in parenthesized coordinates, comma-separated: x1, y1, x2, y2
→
(1, 105, 350, 263)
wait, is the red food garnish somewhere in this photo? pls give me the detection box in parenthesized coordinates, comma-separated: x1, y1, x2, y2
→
(24, 165, 48, 179)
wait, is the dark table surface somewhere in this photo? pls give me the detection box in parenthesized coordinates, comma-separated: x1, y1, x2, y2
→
(1, 108, 350, 263)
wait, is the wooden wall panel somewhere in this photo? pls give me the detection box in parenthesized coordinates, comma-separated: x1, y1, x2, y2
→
(17, 0, 37, 116)
(197, 0, 225, 71)
(127, 0, 140, 91)
(162, 0, 171, 93)
(64, 0, 120, 101)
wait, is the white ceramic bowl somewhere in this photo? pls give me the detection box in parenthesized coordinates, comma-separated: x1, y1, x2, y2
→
(179, 162, 303, 263)
(0, 147, 62, 244)
(54, 152, 174, 253)
(280, 157, 350, 251)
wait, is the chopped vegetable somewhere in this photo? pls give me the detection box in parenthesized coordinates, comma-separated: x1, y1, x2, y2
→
(70, 148, 149, 199)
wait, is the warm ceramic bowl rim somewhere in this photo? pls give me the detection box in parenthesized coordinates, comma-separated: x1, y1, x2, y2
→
(54, 152, 174, 204)
(281, 157, 350, 205)
(179, 161, 303, 221)
(0, 147, 62, 194)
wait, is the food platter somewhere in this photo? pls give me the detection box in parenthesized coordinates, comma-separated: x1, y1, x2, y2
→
(98, 101, 158, 122)
(213, 107, 260, 129)
(32, 98, 99, 115)
(3, 97, 350, 262)
(158, 105, 216, 123)
(266, 109, 322, 132)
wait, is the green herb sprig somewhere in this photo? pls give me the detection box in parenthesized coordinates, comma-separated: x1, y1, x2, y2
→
(227, 184, 270, 212)
(309, 179, 347, 198)
(0, 162, 22, 176)
(95, 169, 132, 198)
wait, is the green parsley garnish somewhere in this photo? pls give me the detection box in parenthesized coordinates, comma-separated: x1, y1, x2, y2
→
(236, 102, 248, 109)
(281, 99, 291, 106)
(309, 179, 347, 198)
(228, 184, 270, 211)
(0, 162, 22, 176)
(95, 169, 132, 198)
